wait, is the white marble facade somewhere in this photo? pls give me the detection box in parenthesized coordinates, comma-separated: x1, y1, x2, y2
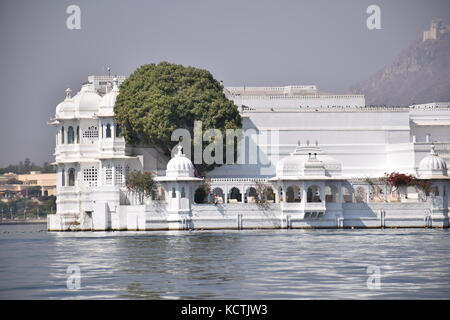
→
(48, 76, 450, 231)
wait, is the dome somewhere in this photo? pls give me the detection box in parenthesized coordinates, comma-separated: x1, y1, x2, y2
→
(98, 78, 119, 117)
(166, 145, 195, 177)
(275, 143, 340, 178)
(55, 88, 76, 119)
(275, 153, 308, 177)
(303, 155, 326, 176)
(75, 82, 101, 116)
(418, 145, 448, 177)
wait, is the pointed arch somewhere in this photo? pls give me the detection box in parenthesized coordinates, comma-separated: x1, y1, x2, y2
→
(325, 185, 338, 203)
(67, 126, 75, 144)
(229, 187, 242, 203)
(307, 185, 321, 202)
(106, 123, 112, 138)
(68, 168, 75, 186)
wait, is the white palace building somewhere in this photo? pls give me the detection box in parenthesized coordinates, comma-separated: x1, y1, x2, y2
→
(47, 75, 450, 231)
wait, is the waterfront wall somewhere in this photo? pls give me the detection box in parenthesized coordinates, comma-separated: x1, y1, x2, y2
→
(47, 201, 448, 231)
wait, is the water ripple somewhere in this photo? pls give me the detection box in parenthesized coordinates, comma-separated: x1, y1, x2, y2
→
(0, 225, 449, 299)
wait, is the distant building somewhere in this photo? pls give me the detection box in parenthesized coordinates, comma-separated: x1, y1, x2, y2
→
(423, 20, 450, 41)
(0, 171, 56, 199)
(17, 171, 57, 197)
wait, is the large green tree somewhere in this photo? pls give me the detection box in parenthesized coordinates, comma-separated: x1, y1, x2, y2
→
(114, 62, 242, 175)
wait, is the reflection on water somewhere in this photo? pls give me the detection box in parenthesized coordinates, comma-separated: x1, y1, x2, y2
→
(0, 224, 449, 299)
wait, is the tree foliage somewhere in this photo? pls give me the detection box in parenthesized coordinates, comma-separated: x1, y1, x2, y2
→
(126, 171, 156, 204)
(114, 62, 242, 175)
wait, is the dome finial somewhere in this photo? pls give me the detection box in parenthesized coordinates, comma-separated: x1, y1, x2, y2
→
(430, 143, 437, 155)
(177, 144, 183, 156)
(65, 88, 72, 99)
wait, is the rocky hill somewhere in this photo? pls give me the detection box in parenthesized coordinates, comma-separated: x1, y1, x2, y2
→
(350, 26, 450, 106)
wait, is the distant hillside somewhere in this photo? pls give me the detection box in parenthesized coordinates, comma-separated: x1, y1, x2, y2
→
(351, 25, 450, 106)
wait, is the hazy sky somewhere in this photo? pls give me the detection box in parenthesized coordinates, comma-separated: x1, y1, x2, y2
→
(0, 0, 449, 166)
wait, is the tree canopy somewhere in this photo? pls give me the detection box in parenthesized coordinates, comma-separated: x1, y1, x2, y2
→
(0, 158, 55, 174)
(114, 62, 242, 174)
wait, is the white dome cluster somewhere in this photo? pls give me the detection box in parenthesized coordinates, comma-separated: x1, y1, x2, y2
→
(55, 81, 112, 119)
(166, 145, 195, 178)
(418, 145, 448, 177)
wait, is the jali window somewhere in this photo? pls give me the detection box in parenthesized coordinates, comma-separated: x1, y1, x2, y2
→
(83, 166, 98, 187)
(83, 126, 99, 139)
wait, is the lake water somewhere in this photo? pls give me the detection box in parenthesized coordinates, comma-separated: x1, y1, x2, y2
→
(0, 224, 449, 299)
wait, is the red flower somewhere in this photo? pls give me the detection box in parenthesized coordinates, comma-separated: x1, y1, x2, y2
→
(385, 172, 414, 187)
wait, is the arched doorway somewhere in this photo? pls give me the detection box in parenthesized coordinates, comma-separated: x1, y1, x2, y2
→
(229, 187, 241, 203)
(246, 187, 257, 203)
(325, 185, 338, 203)
(286, 185, 301, 202)
(212, 187, 225, 204)
(266, 187, 275, 203)
(194, 187, 207, 204)
(307, 185, 321, 202)
(342, 185, 353, 203)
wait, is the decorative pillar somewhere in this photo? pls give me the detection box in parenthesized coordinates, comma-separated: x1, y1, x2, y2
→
(302, 183, 308, 203)
(275, 186, 280, 203)
(224, 186, 228, 204)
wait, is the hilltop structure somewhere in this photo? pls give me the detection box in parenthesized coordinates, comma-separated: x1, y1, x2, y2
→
(352, 20, 450, 106)
(47, 76, 449, 231)
(423, 20, 450, 41)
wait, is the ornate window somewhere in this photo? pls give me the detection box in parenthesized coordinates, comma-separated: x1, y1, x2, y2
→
(67, 126, 75, 144)
(76, 126, 80, 143)
(68, 168, 75, 186)
(83, 166, 98, 187)
(181, 187, 186, 198)
(115, 164, 123, 186)
(61, 126, 65, 144)
(172, 187, 176, 198)
(105, 164, 112, 185)
(83, 126, 98, 138)
(61, 169, 65, 186)
(106, 123, 111, 138)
